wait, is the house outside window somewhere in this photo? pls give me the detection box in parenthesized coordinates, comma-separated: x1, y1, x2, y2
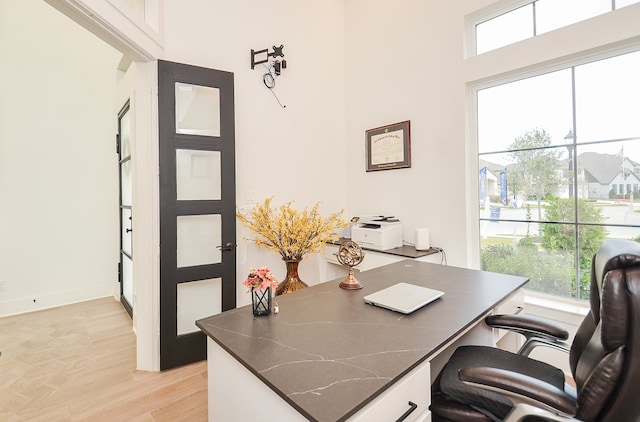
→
(478, 49, 640, 301)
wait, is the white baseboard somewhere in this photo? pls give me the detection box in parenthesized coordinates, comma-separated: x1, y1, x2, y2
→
(0, 284, 115, 317)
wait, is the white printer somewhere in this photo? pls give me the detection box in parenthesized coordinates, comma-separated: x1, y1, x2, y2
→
(351, 216, 403, 251)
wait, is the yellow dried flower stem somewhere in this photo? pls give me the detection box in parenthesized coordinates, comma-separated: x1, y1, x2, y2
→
(236, 198, 347, 261)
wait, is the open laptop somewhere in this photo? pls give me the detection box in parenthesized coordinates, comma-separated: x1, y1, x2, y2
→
(363, 282, 444, 314)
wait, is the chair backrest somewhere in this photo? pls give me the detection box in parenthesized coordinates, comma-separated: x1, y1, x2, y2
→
(569, 239, 640, 421)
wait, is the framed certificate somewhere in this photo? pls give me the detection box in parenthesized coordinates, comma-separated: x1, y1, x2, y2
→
(365, 120, 411, 172)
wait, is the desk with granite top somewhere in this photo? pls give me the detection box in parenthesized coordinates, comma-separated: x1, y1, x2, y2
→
(196, 259, 527, 422)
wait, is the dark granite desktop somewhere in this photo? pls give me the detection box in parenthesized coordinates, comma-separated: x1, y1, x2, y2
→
(197, 259, 527, 421)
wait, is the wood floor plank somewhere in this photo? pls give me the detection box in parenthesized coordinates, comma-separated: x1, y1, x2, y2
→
(0, 298, 208, 421)
(70, 373, 206, 421)
(151, 389, 208, 422)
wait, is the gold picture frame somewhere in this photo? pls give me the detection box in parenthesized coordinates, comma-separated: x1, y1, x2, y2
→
(365, 120, 411, 172)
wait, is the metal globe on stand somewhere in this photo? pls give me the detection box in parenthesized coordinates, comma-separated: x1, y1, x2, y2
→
(336, 240, 365, 290)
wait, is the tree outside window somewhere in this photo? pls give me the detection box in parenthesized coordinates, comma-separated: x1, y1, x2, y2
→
(477, 50, 640, 301)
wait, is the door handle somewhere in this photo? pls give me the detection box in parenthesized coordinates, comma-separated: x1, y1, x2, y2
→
(217, 242, 235, 251)
(126, 228, 132, 233)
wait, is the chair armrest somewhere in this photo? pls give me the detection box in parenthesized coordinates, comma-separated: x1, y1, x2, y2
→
(459, 366, 577, 417)
(504, 403, 585, 422)
(485, 314, 569, 341)
(485, 314, 570, 356)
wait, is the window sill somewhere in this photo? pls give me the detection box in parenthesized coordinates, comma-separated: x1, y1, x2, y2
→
(524, 290, 589, 320)
(525, 291, 589, 315)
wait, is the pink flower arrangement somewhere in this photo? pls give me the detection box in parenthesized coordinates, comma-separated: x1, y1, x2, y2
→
(243, 267, 279, 291)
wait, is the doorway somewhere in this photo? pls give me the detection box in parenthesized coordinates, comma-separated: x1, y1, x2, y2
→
(0, 1, 121, 318)
(118, 101, 134, 318)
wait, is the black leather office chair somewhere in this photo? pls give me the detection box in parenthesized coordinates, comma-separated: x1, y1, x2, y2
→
(430, 239, 640, 422)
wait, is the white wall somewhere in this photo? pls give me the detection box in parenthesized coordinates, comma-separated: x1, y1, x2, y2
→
(6, 0, 640, 373)
(344, 1, 492, 267)
(344, 1, 640, 270)
(159, 0, 493, 297)
(162, 0, 348, 305)
(0, 0, 121, 316)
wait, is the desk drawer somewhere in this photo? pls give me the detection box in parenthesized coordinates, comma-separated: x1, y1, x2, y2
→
(348, 360, 431, 422)
(495, 288, 525, 315)
(494, 288, 525, 343)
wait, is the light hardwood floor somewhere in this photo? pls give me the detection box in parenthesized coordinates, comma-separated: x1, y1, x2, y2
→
(0, 298, 207, 422)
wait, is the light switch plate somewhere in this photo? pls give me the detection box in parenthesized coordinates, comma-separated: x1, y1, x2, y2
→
(244, 191, 256, 203)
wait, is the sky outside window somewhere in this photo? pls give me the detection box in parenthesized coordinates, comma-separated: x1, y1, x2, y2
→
(535, 0, 610, 35)
(477, 69, 573, 157)
(476, 4, 533, 54)
(478, 50, 640, 164)
(475, 1, 640, 55)
(574, 51, 640, 143)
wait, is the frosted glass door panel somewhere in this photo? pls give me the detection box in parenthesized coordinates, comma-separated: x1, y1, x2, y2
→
(177, 278, 222, 335)
(120, 108, 131, 158)
(176, 149, 221, 200)
(175, 83, 220, 137)
(122, 208, 133, 256)
(121, 159, 132, 206)
(176, 214, 222, 267)
(122, 254, 134, 305)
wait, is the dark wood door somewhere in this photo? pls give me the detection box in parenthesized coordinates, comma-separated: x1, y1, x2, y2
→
(158, 60, 236, 370)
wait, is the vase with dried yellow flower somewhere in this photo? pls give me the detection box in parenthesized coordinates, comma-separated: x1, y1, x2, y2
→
(237, 197, 347, 295)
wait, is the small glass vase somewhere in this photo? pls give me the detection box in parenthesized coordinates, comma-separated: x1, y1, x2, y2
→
(276, 259, 308, 296)
(251, 287, 272, 316)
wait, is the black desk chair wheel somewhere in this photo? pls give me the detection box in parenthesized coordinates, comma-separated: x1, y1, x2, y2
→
(430, 239, 640, 422)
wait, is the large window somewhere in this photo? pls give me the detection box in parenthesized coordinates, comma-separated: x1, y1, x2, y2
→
(478, 50, 640, 300)
(476, 0, 640, 54)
